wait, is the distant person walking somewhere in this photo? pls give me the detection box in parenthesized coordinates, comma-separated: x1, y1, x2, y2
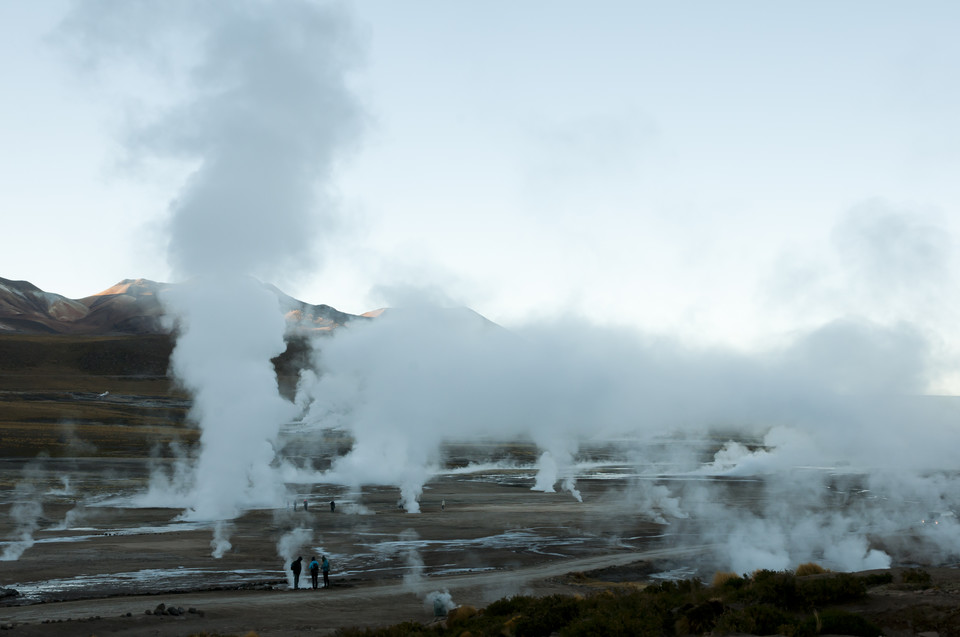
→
(330, 500, 336, 513)
(303, 499, 309, 511)
(321, 555, 330, 588)
(290, 556, 303, 590)
(308, 556, 320, 589)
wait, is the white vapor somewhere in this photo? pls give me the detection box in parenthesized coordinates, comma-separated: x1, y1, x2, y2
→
(277, 526, 313, 590)
(52, 1, 960, 576)
(1, 477, 44, 562)
(58, 0, 365, 553)
(295, 299, 960, 570)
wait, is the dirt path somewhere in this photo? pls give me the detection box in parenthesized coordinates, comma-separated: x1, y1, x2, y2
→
(1, 544, 714, 636)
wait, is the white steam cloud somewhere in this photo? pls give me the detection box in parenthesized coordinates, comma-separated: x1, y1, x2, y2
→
(1, 476, 44, 562)
(53, 2, 960, 577)
(58, 0, 364, 553)
(293, 296, 960, 571)
(277, 527, 313, 589)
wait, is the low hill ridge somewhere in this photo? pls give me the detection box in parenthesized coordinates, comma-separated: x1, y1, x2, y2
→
(0, 277, 366, 336)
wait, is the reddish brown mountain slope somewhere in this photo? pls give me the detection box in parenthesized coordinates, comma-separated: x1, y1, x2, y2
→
(0, 277, 365, 336)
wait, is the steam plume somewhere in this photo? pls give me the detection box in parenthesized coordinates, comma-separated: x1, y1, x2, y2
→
(59, 0, 364, 552)
(277, 527, 313, 589)
(1, 468, 44, 562)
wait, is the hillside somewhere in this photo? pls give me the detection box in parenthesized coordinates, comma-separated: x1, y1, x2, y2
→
(0, 277, 366, 336)
(0, 332, 316, 458)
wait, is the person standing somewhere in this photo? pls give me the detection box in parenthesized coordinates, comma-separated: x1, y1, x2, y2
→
(321, 555, 330, 588)
(308, 556, 320, 589)
(303, 499, 309, 511)
(330, 500, 336, 513)
(290, 556, 303, 590)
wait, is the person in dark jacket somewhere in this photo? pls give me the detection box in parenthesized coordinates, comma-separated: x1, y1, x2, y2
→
(321, 555, 330, 588)
(290, 556, 303, 590)
(308, 556, 320, 589)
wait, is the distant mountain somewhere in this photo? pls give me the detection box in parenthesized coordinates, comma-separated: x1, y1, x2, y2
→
(0, 277, 367, 336)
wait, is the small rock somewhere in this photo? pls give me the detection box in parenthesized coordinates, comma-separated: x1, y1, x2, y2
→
(188, 607, 198, 614)
(154, 603, 166, 614)
(144, 610, 152, 615)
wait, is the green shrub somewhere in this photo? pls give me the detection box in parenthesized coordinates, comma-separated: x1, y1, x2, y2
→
(798, 609, 881, 637)
(484, 595, 534, 616)
(745, 570, 802, 607)
(859, 572, 894, 587)
(562, 607, 662, 637)
(901, 568, 932, 587)
(714, 604, 795, 635)
(678, 599, 725, 634)
(334, 622, 432, 637)
(797, 573, 867, 606)
(512, 594, 582, 636)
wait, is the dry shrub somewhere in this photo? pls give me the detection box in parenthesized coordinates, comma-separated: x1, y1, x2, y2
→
(795, 562, 827, 577)
(447, 605, 477, 624)
(711, 571, 741, 588)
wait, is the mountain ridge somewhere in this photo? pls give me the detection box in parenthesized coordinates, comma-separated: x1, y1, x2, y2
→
(0, 277, 366, 336)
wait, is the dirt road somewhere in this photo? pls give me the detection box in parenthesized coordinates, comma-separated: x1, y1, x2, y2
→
(1, 544, 714, 636)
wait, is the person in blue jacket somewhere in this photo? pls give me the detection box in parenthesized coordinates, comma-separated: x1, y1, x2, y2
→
(321, 555, 330, 588)
(308, 556, 320, 589)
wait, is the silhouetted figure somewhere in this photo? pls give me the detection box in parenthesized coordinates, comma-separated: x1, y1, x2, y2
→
(321, 555, 330, 588)
(441, 499, 445, 511)
(308, 556, 320, 589)
(291, 556, 303, 590)
(330, 500, 336, 513)
(293, 500, 298, 511)
(303, 499, 309, 511)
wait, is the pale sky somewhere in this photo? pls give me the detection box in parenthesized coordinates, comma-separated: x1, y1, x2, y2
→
(2, 1, 959, 352)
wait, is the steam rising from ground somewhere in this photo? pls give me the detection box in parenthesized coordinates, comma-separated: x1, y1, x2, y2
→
(51, 1, 960, 576)
(387, 529, 457, 613)
(59, 0, 364, 554)
(294, 305, 960, 572)
(1, 474, 44, 561)
(277, 527, 313, 589)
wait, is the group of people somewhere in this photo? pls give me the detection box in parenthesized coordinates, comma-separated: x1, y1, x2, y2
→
(292, 500, 337, 512)
(290, 555, 331, 590)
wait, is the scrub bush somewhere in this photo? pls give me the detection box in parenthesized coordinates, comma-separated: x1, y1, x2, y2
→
(796, 572, 867, 606)
(798, 609, 882, 637)
(901, 568, 932, 588)
(711, 571, 744, 590)
(713, 604, 795, 635)
(795, 562, 827, 576)
(860, 571, 893, 587)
